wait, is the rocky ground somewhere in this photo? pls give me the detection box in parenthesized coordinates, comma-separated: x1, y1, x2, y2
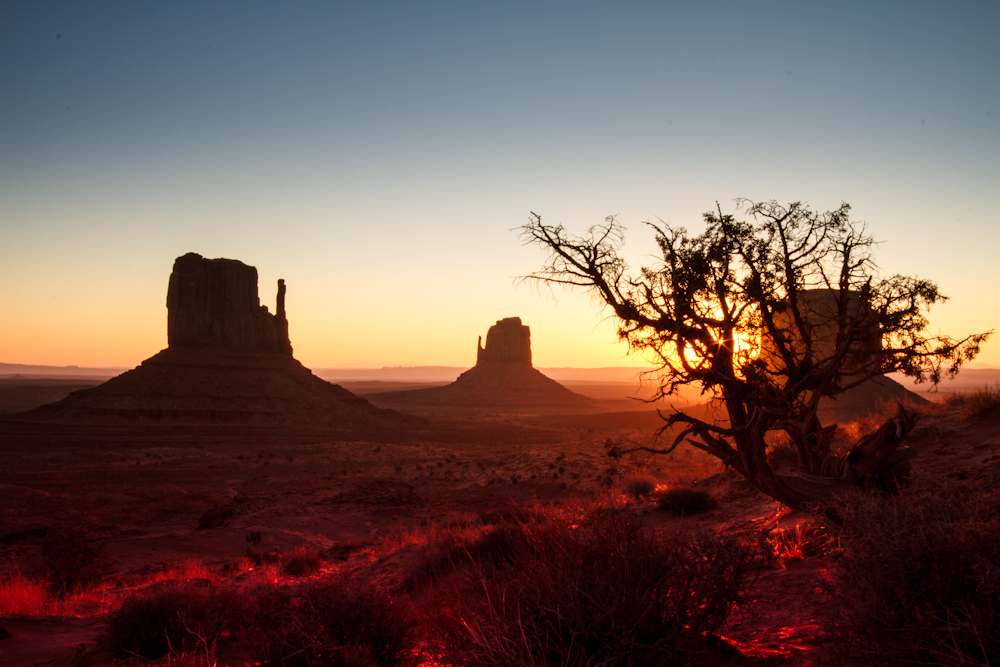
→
(1, 379, 998, 666)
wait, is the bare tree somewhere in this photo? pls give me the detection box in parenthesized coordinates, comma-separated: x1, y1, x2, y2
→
(520, 200, 990, 511)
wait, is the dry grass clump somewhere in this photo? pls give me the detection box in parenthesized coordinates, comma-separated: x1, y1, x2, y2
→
(623, 474, 658, 499)
(656, 487, 718, 516)
(238, 542, 323, 578)
(420, 503, 763, 667)
(948, 383, 1000, 421)
(103, 581, 245, 662)
(769, 522, 836, 562)
(102, 575, 417, 666)
(830, 486, 1000, 666)
(0, 571, 51, 614)
(143, 559, 217, 586)
(279, 546, 324, 577)
(478, 503, 547, 525)
(41, 525, 110, 595)
(244, 578, 417, 667)
(400, 523, 522, 593)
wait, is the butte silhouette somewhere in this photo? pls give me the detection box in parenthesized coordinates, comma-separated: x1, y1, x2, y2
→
(372, 317, 593, 414)
(761, 289, 928, 423)
(18, 253, 401, 428)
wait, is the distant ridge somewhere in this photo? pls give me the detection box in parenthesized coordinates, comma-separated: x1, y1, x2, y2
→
(314, 365, 654, 384)
(0, 363, 127, 379)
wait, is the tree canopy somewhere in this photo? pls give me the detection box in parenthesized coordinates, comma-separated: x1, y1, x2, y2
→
(520, 200, 991, 510)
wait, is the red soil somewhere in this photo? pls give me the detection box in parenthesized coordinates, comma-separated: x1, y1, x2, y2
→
(1, 381, 997, 666)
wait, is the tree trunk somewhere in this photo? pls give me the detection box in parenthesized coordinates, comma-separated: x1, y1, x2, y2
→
(745, 404, 918, 510)
(736, 429, 817, 513)
(842, 404, 918, 490)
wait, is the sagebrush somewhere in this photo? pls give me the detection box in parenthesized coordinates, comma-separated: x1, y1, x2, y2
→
(421, 504, 766, 666)
(830, 486, 1000, 666)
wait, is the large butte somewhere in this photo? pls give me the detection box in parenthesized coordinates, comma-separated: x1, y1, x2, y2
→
(14, 253, 403, 428)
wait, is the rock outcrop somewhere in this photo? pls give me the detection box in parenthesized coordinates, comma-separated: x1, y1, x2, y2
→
(477, 317, 531, 366)
(167, 253, 292, 355)
(13, 253, 408, 430)
(370, 317, 592, 414)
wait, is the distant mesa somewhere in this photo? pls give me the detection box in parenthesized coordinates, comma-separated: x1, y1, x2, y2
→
(12, 253, 404, 428)
(370, 317, 592, 414)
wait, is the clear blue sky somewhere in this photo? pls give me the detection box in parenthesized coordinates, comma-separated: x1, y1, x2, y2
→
(2, 2, 998, 368)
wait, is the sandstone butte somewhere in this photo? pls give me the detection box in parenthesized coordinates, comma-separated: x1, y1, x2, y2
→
(372, 317, 594, 413)
(15, 253, 401, 428)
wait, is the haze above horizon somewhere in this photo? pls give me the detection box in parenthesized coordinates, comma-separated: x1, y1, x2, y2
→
(2, 3, 997, 369)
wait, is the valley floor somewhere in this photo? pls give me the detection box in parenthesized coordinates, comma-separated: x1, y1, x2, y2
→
(1, 393, 998, 666)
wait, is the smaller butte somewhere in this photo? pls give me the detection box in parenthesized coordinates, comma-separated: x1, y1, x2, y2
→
(371, 317, 592, 414)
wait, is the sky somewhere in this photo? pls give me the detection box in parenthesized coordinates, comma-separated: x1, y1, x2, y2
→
(2, 2, 998, 370)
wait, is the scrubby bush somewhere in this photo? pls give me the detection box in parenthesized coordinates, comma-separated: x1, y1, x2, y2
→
(197, 503, 235, 529)
(0, 571, 50, 614)
(41, 525, 109, 594)
(657, 487, 718, 516)
(623, 474, 658, 499)
(422, 505, 763, 666)
(103, 575, 415, 666)
(103, 581, 244, 661)
(280, 546, 323, 577)
(478, 504, 546, 526)
(958, 383, 1000, 420)
(830, 487, 1000, 665)
(402, 523, 528, 593)
(244, 578, 417, 667)
(769, 522, 835, 561)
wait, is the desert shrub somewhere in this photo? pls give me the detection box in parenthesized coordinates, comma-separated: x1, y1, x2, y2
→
(829, 487, 1000, 665)
(402, 523, 530, 592)
(140, 559, 217, 587)
(422, 507, 762, 667)
(103, 581, 245, 661)
(0, 571, 50, 614)
(657, 487, 718, 516)
(197, 503, 235, 529)
(280, 546, 323, 577)
(478, 504, 546, 526)
(460, 523, 527, 570)
(623, 474, 658, 499)
(960, 383, 1000, 420)
(769, 522, 836, 561)
(244, 546, 281, 568)
(41, 525, 109, 594)
(243, 577, 417, 667)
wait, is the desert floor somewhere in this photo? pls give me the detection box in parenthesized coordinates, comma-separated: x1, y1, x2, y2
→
(1, 378, 999, 666)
